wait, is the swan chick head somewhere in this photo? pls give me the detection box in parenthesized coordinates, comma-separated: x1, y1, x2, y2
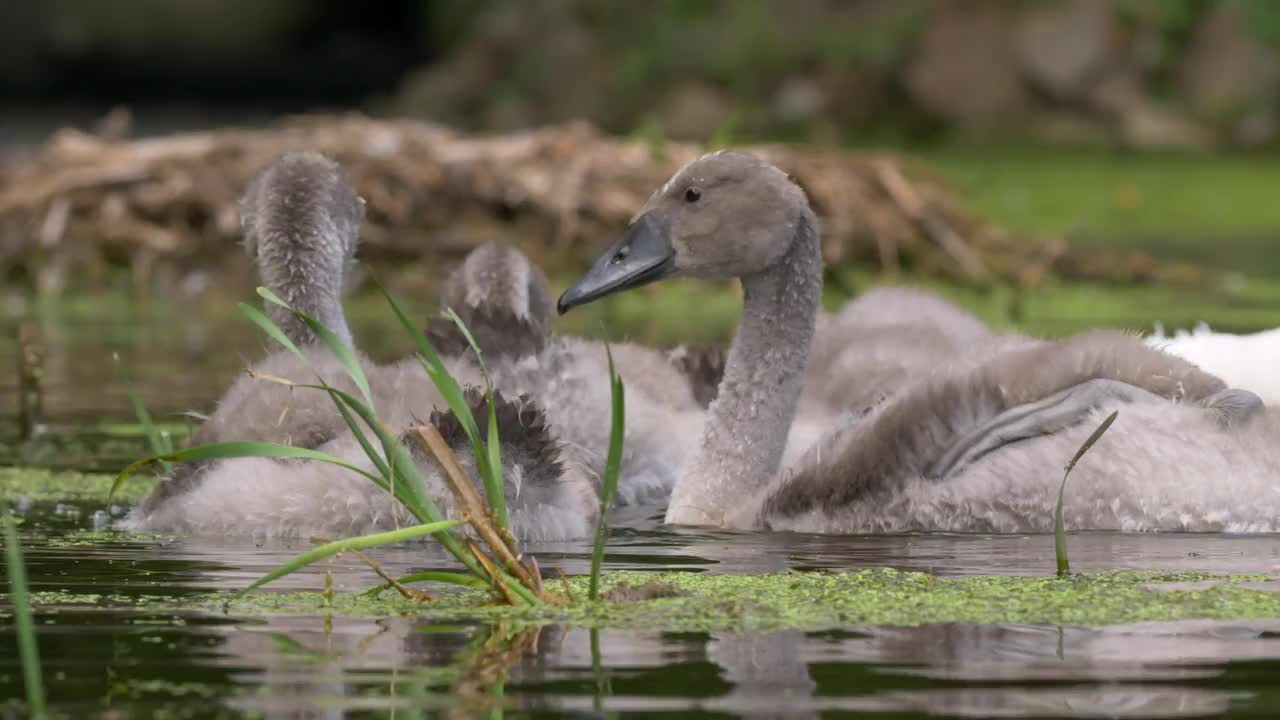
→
(429, 242, 553, 359)
(240, 152, 365, 294)
(558, 151, 809, 312)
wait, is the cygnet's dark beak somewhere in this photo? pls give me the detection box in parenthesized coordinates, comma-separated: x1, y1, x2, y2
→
(557, 211, 675, 314)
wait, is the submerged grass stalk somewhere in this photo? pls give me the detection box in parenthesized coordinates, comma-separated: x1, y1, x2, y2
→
(469, 540, 521, 606)
(364, 571, 491, 597)
(350, 549, 435, 602)
(3, 511, 46, 717)
(590, 628, 613, 714)
(1055, 410, 1119, 577)
(238, 520, 462, 595)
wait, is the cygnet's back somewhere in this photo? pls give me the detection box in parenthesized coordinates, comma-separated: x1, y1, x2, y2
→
(801, 287, 1002, 419)
(763, 329, 1249, 532)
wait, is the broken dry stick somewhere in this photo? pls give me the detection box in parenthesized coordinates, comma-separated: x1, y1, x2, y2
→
(410, 424, 539, 591)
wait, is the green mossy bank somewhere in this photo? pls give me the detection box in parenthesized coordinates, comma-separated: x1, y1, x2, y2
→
(0, 468, 154, 505)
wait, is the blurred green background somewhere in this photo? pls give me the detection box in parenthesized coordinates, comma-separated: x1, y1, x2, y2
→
(5, 0, 1280, 264)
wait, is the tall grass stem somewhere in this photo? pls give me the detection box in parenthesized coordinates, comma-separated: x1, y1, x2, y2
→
(589, 347, 626, 601)
(1055, 410, 1118, 577)
(3, 511, 46, 717)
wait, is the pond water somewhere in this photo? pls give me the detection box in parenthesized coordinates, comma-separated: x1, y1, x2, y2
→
(4, 295, 1280, 718)
(6, 503, 1280, 718)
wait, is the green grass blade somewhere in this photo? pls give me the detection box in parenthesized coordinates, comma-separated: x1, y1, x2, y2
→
(110, 441, 388, 503)
(3, 511, 46, 717)
(237, 370, 442, 525)
(380, 285, 484, 446)
(589, 345, 626, 601)
(362, 571, 490, 596)
(246, 282, 537, 604)
(442, 306, 507, 530)
(238, 520, 462, 595)
(378, 443, 536, 603)
(590, 628, 612, 714)
(326, 384, 393, 480)
(125, 381, 172, 457)
(321, 385, 440, 526)
(1055, 410, 1118, 577)
(443, 308, 487, 377)
(485, 393, 508, 529)
(255, 288, 376, 412)
(256, 373, 536, 604)
(115, 351, 172, 462)
(292, 380, 425, 514)
(394, 571, 490, 589)
(1053, 487, 1069, 577)
(240, 299, 396, 479)
(488, 681, 504, 720)
(304, 374, 533, 602)
(310, 381, 452, 530)
(238, 302, 301, 357)
(379, 284, 505, 518)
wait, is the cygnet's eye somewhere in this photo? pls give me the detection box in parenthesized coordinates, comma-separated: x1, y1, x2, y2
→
(684, 187, 702, 203)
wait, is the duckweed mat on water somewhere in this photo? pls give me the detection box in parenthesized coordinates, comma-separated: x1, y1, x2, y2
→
(5, 472, 1279, 629)
(14, 570, 1280, 632)
(0, 467, 154, 505)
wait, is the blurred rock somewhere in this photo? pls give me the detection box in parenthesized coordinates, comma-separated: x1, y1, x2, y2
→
(1232, 109, 1278, 149)
(1024, 111, 1111, 146)
(1088, 62, 1213, 150)
(1180, 1, 1280, 117)
(774, 76, 826, 123)
(484, 96, 536, 134)
(1119, 105, 1213, 151)
(1087, 62, 1146, 117)
(819, 63, 890, 127)
(1015, 0, 1116, 100)
(659, 82, 736, 142)
(905, 1, 1028, 127)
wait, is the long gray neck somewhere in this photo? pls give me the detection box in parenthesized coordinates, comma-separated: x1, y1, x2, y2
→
(266, 269, 352, 349)
(665, 213, 822, 528)
(256, 233, 353, 349)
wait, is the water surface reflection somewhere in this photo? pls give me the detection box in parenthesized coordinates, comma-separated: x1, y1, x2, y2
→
(6, 504, 1280, 718)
